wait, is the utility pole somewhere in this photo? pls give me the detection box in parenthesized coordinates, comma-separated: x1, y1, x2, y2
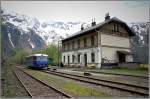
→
(58, 41, 59, 67)
(58, 40, 62, 67)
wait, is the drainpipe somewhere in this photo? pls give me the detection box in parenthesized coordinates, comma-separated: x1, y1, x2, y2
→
(95, 29, 102, 69)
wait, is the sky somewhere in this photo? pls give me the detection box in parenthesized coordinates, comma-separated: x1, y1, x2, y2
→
(1, 1, 149, 24)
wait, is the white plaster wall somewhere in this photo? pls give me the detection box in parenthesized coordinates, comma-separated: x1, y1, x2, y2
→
(101, 34, 130, 48)
(62, 47, 101, 68)
(102, 47, 131, 62)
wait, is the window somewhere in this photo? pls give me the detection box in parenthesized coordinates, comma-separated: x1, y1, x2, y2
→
(78, 39, 80, 48)
(91, 35, 94, 46)
(67, 43, 70, 51)
(72, 55, 75, 63)
(116, 25, 119, 32)
(65, 44, 67, 51)
(63, 56, 65, 63)
(78, 54, 80, 63)
(113, 25, 119, 32)
(91, 52, 95, 63)
(84, 38, 87, 47)
(68, 55, 70, 64)
(72, 41, 75, 49)
(113, 25, 116, 32)
(37, 56, 47, 61)
(63, 44, 65, 51)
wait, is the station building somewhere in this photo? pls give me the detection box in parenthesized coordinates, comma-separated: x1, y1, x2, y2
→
(61, 13, 135, 68)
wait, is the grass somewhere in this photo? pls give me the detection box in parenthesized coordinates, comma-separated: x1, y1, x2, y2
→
(73, 64, 148, 76)
(25, 69, 109, 97)
(99, 68, 148, 76)
(62, 82, 103, 96)
(2, 63, 29, 97)
(47, 66, 148, 79)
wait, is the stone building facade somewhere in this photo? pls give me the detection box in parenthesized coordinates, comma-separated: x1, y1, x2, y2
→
(61, 14, 134, 68)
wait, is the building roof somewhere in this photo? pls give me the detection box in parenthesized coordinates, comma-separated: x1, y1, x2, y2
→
(62, 17, 135, 42)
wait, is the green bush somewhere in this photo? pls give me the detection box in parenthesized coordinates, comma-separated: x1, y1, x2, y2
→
(32, 44, 61, 65)
(9, 50, 29, 64)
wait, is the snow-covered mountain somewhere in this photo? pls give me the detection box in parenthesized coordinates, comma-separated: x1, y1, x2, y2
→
(38, 21, 86, 44)
(2, 9, 86, 45)
(1, 9, 87, 57)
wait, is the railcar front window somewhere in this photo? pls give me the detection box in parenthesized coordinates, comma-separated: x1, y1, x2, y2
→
(37, 56, 48, 61)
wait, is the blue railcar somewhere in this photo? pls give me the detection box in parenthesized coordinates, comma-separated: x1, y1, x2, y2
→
(26, 54, 48, 69)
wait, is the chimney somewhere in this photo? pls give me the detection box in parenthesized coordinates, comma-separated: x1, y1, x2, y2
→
(81, 24, 84, 30)
(91, 18, 96, 26)
(105, 13, 110, 21)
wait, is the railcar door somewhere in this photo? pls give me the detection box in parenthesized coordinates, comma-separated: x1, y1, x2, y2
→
(33, 56, 37, 61)
(32, 56, 37, 66)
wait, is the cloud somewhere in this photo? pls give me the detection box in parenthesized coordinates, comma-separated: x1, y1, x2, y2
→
(123, 1, 149, 8)
(1, 1, 148, 23)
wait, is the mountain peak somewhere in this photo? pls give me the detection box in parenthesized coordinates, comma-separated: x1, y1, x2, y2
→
(2, 9, 85, 45)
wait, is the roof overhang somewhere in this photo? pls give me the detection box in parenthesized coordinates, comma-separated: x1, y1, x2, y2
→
(117, 50, 133, 55)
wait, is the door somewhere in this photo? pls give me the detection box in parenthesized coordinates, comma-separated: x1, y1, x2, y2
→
(118, 53, 125, 63)
(84, 54, 87, 67)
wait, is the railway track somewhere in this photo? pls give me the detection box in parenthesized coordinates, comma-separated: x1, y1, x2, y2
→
(13, 67, 72, 98)
(43, 70, 149, 97)
(48, 67, 148, 78)
(81, 70, 149, 79)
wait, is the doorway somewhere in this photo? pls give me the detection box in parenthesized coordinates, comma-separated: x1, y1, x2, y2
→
(84, 54, 87, 67)
(118, 53, 125, 63)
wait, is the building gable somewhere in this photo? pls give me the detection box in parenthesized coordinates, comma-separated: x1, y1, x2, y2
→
(100, 21, 130, 37)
